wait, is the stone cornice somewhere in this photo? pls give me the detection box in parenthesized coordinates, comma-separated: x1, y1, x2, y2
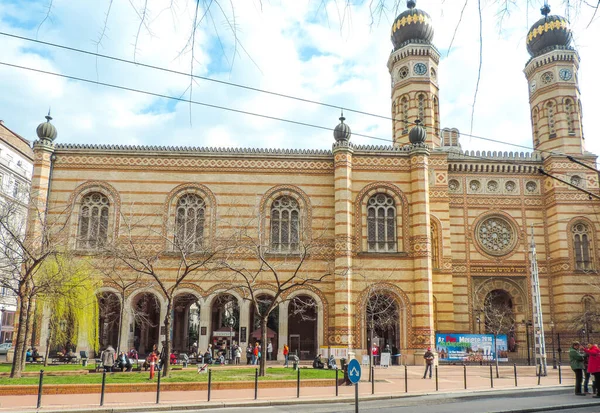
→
(387, 41, 441, 70)
(524, 47, 579, 77)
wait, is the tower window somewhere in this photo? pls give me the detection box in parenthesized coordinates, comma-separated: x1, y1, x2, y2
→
(546, 102, 556, 138)
(532, 108, 539, 147)
(565, 99, 575, 135)
(418, 94, 425, 123)
(573, 222, 594, 271)
(401, 96, 409, 133)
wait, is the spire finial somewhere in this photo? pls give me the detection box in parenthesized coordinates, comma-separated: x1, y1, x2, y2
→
(339, 109, 345, 123)
(407, 0, 416, 9)
(541, 3, 551, 18)
(46, 107, 52, 122)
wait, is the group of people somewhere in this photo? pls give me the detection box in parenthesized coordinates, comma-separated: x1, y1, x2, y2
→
(25, 348, 43, 363)
(570, 341, 600, 396)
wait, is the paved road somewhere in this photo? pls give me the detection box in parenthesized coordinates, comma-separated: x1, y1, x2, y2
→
(169, 391, 600, 413)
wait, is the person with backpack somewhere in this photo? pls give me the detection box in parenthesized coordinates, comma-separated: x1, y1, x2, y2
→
(423, 347, 434, 379)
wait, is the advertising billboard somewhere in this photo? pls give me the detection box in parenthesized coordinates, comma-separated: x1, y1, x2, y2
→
(435, 333, 508, 362)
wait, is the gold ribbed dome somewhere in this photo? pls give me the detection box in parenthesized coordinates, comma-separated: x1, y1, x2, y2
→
(526, 5, 572, 56)
(391, 1, 434, 50)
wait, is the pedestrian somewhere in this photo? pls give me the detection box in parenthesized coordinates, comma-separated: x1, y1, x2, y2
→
(372, 343, 379, 366)
(246, 344, 253, 365)
(423, 347, 434, 379)
(235, 345, 242, 365)
(101, 345, 116, 372)
(283, 343, 290, 367)
(267, 340, 273, 361)
(582, 345, 592, 394)
(583, 343, 600, 397)
(253, 342, 259, 365)
(570, 341, 586, 395)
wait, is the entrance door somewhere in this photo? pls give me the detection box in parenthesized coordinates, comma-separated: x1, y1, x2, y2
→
(289, 334, 300, 357)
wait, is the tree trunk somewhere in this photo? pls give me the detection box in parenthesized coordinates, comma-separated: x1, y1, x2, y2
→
(260, 317, 268, 376)
(10, 291, 29, 378)
(44, 324, 53, 367)
(161, 300, 173, 378)
(21, 298, 36, 372)
(116, 292, 125, 354)
(369, 316, 374, 382)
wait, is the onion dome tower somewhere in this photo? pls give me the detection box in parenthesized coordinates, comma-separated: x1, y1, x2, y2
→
(388, 0, 440, 148)
(409, 120, 426, 144)
(333, 112, 351, 143)
(524, 3, 583, 155)
(36, 111, 58, 144)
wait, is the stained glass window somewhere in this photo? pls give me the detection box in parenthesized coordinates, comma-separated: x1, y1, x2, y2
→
(77, 192, 110, 249)
(271, 196, 300, 252)
(367, 194, 396, 252)
(175, 193, 205, 251)
(573, 222, 593, 270)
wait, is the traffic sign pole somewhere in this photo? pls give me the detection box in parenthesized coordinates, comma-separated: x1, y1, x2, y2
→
(347, 358, 362, 413)
(355, 382, 359, 413)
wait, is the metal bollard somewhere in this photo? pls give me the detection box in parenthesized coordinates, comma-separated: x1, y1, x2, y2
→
(490, 365, 493, 388)
(514, 364, 518, 387)
(100, 370, 107, 406)
(558, 362, 562, 384)
(336, 369, 339, 396)
(37, 370, 44, 409)
(254, 368, 258, 400)
(208, 369, 212, 402)
(404, 365, 408, 393)
(435, 365, 439, 391)
(371, 366, 374, 395)
(537, 364, 542, 385)
(463, 364, 467, 389)
(156, 368, 161, 404)
(297, 367, 300, 398)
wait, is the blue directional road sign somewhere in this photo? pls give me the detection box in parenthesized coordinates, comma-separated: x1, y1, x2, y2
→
(347, 358, 362, 384)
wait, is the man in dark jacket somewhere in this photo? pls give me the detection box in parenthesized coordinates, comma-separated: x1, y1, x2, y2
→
(569, 341, 586, 395)
(423, 347, 434, 379)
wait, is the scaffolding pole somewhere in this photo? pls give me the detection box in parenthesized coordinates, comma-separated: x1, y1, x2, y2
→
(530, 225, 547, 376)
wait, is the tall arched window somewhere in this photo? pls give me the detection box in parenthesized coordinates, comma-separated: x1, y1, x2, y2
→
(401, 96, 409, 133)
(433, 96, 440, 139)
(417, 94, 425, 123)
(175, 193, 205, 251)
(77, 192, 109, 249)
(367, 194, 396, 252)
(573, 222, 593, 270)
(431, 220, 440, 269)
(565, 98, 575, 134)
(546, 102, 556, 137)
(532, 108, 539, 147)
(270, 196, 300, 252)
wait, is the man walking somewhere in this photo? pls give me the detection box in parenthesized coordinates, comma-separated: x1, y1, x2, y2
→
(267, 340, 273, 361)
(101, 345, 116, 372)
(423, 347, 434, 379)
(283, 343, 290, 367)
(570, 341, 585, 395)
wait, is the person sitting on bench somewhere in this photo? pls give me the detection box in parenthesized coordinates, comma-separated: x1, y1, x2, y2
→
(313, 354, 325, 369)
(327, 354, 337, 369)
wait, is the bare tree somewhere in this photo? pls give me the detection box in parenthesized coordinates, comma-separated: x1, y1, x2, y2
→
(105, 206, 232, 377)
(0, 194, 76, 378)
(219, 219, 339, 376)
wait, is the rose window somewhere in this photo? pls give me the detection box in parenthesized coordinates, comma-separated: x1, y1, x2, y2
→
(541, 71, 554, 84)
(505, 181, 516, 192)
(526, 181, 537, 193)
(448, 179, 460, 192)
(398, 66, 409, 80)
(469, 180, 481, 191)
(487, 180, 498, 192)
(476, 217, 516, 256)
(570, 175, 582, 187)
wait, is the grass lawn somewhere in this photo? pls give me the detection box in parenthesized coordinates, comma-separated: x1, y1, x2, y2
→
(0, 367, 338, 385)
(0, 364, 91, 373)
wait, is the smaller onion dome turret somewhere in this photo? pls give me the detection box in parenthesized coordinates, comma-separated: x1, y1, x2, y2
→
(36, 111, 57, 142)
(391, 1, 434, 51)
(526, 4, 572, 57)
(333, 113, 351, 143)
(409, 119, 426, 144)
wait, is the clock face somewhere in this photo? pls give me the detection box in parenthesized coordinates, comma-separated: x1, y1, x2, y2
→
(559, 68, 572, 81)
(414, 63, 427, 76)
(530, 80, 537, 93)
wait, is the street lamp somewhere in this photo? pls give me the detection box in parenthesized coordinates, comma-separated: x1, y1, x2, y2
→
(0, 306, 5, 344)
(550, 320, 557, 369)
(227, 316, 236, 363)
(522, 320, 532, 366)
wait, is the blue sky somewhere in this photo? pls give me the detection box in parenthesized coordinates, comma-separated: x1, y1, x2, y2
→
(0, 0, 599, 155)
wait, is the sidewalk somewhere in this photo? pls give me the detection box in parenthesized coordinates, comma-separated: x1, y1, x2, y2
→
(0, 365, 577, 412)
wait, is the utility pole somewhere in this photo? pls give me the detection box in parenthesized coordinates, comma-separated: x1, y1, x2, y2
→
(529, 225, 547, 376)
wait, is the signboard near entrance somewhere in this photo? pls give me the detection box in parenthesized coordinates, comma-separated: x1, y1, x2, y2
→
(435, 333, 508, 362)
(240, 327, 247, 343)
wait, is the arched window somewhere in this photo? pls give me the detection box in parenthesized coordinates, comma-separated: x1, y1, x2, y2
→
(270, 196, 300, 252)
(433, 96, 440, 139)
(367, 194, 396, 252)
(77, 192, 109, 249)
(175, 193, 205, 251)
(401, 96, 409, 133)
(546, 102, 556, 137)
(532, 108, 539, 147)
(431, 220, 440, 269)
(565, 98, 575, 134)
(573, 222, 594, 270)
(418, 94, 425, 123)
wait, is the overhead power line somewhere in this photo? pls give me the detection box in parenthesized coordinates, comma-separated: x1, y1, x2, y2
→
(0, 31, 593, 162)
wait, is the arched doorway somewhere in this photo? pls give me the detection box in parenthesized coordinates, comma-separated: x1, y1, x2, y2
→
(483, 290, 515, 334)
(210, 294, 239, 358)
(250, 294, 279, 359)
(365, 291, 400, 355)
(98, 291, 121, 350)
(173, 293, 200, 353)
(132, 292, 161, 355)
(288, 295, 317, 360)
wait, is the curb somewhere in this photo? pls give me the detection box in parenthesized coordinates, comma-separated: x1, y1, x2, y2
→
(0, 385, 580, 413)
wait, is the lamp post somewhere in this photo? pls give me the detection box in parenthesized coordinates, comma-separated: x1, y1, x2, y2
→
(557, 333, 562, 365)
(522, 320, 532, 366)
(0, 306, 5, 344)
(227, 316, 236, 363)
(476, 315, 481, 334)
(550, 321, 556, 369)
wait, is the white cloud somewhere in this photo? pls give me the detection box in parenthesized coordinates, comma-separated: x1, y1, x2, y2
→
(0, 0, 598, 157)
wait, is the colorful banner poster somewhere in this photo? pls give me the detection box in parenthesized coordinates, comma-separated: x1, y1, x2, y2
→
(435, 333, 509, 362)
